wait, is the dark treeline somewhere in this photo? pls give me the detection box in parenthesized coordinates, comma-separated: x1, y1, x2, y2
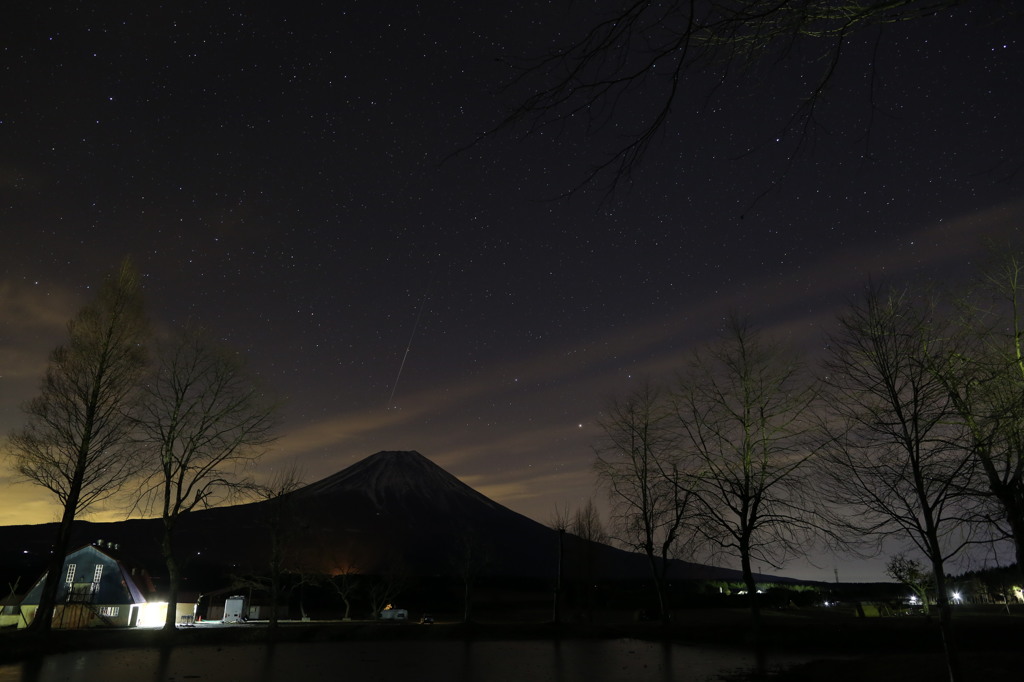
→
(591, 248, 1024, 682)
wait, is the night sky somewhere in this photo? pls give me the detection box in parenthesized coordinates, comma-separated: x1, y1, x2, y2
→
(2, 2, 1022, 582)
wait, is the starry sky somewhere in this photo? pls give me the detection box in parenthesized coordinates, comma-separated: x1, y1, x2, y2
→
(2, 2, 1022, 583)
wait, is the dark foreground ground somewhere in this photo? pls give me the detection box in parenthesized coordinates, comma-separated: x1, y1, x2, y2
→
(3, 606, 1023, 681)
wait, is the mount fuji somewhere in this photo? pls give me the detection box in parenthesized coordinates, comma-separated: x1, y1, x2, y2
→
(0, 451, 752, 587)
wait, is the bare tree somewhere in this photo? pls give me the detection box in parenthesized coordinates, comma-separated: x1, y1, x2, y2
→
(594, 381, 693, 622)
(572, 498, 608, 546)
(329, 566, 361, 621)
(366, 558, 411, 620)
(450, 526, 492, 623)
(7, 259, 149, 632)
(320, 540, 370, 621)
(135, 328, 277, 630)
(499, 1, 997, 194)
(253, 462, 305, 631)
(819, 286, 975, 682)
(549, 501, 609, 623)
(550, 500, 609, 622)
(887, 552, 933, 615)
(571, 498, 607, 621)
(674, 318, 818, 633)
(938, 251, 1024, 572)
(548, 504, 570, 624)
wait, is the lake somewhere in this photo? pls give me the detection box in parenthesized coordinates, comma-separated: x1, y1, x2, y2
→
(0, 639, 810, 681)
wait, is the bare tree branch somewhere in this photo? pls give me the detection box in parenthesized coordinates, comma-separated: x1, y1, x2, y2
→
(492, 0, 971, 195)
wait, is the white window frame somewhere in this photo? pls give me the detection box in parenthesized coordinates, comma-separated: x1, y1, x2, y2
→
(65, 563, 76, 584)
(93, 564, 103, 583)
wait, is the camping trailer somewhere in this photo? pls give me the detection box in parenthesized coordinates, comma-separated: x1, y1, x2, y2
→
(223, 595, 247, 622)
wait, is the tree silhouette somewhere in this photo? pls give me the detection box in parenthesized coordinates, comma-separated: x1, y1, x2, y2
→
(594, 381, 693, 622)
(938, 250, 1024, 573)
(675, 318, 818, 635)
(135, 327, 277, 631)
(819, 286, 975, 682)
(254, 462, 305, 631)
(8, 259, 149, 632)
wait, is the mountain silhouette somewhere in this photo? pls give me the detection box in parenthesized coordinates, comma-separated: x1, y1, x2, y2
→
(0, 450, 755, 590)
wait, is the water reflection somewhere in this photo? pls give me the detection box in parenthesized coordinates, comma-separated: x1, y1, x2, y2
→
(257, 640, 278, 682)
(153, 643, 172, 682)
(660, 638, 674, 682)
(0, 639, 807, 682)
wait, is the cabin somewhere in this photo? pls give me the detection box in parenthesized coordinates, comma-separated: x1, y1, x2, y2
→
(18, 541, 165, 628)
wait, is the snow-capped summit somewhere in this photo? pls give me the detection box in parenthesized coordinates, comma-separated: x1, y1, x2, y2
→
(292, 450, 505, 515)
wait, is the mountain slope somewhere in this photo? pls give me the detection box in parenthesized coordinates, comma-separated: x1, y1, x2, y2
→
(0, 450, 756, 588)
(272, 451, 559, 577)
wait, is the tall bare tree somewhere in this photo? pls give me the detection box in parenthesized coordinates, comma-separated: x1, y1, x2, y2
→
(937, 251, 1024, 572)
(7, 259, 148, 632)
(255, 462, 304, 631)
(674, 319, 818, 633)
(594, 382, 692, 622)
(135, 328, 276, 630)
(819, 286, 975, 682)
(571, 498, 607, 621)
(229, 463, 304, 631)
(450, 525, 492, 623)
(548, 504, 570, 624)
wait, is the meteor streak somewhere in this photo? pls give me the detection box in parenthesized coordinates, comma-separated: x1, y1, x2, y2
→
(387, 278, 432, 409)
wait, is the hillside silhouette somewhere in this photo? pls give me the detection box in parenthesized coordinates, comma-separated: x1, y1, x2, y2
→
(0, 451, 755, 590)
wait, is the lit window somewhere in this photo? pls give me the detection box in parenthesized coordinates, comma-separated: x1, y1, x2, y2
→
(93, 565, 103, 582)
(99, 606, 119, 617)
(65, 564, 76, 583)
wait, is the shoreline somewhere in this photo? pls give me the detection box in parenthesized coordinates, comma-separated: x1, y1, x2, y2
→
(4, 609, 1024, 680)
